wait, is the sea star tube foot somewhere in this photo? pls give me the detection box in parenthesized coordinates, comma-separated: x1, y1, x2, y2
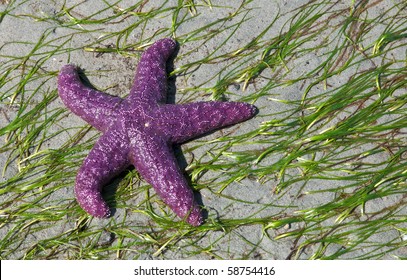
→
(58, 38, 257, 226)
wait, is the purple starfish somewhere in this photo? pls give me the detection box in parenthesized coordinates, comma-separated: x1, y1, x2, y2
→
(57, 38, 257, 226)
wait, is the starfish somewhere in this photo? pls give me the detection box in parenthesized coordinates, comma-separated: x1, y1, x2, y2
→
(57, 38, 257, 226)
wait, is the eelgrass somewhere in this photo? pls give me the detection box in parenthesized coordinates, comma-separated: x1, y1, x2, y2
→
(1, 0, 406, 259)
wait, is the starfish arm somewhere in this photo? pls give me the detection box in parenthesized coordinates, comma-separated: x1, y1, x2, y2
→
(75, 128, 130, 218)
(158, 101, 257, 143)
(129, 133, 202, 226)
(58, 64, 123, 132)
(128, 38, 177, 104)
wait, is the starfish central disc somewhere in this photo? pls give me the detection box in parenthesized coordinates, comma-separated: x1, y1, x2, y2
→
(58, 38, 257, 226)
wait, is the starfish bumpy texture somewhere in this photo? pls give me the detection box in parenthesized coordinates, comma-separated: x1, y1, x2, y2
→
(58, 38, 257, 226)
